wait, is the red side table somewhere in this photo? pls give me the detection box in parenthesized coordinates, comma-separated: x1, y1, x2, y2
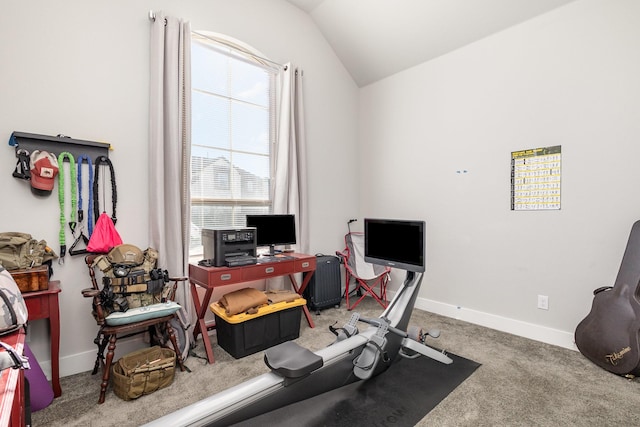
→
(22, 281, 61, 397)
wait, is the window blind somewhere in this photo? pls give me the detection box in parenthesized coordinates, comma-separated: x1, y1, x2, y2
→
(190, 36, 277, 252)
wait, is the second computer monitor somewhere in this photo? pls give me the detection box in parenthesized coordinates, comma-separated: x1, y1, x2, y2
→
(246, 214, 296, 255)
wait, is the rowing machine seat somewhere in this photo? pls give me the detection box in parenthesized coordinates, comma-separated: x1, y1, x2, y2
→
(264, 341, 323, 379)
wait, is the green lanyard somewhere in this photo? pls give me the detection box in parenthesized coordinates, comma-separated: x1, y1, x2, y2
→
(57, 152, 77, 262)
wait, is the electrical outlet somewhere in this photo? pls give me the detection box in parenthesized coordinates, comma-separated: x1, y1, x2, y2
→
(537, 295, 549, 310)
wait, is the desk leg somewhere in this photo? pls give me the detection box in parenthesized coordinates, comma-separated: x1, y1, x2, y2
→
(288, 273, 315, 329)
(190, 282, 203, 340)
(49, 294, 61, 397)
(190, 282, 216, 364)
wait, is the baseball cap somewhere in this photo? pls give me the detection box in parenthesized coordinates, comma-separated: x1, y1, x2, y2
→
(30, 150, 59, 195)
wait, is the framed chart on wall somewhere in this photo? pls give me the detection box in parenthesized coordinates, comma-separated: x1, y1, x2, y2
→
(510, 145, 561, 211)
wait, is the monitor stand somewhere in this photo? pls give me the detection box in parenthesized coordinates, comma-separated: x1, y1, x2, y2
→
(268, 245, 282, 256)
(258, 245, 283, 258)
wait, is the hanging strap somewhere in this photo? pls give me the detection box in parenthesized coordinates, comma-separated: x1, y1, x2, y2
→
(69, 154, 94, 256)
(57, 152, 77, 261)
(93, 156, 117, 225)
(69, 232, 90, 256)
(12, 149, 31, 180)
(76, 154, 94, 236)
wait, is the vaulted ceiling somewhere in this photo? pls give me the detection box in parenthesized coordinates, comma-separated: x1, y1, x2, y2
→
(286, 0, 578, 87)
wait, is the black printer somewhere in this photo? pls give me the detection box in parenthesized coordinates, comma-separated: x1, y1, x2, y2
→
(201, 228, 257, 267)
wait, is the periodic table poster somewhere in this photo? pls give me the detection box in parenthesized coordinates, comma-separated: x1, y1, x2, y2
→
(510, 145, 561, 211)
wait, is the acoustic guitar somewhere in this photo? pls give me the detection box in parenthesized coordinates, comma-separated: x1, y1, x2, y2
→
(575, 220, 640, 376)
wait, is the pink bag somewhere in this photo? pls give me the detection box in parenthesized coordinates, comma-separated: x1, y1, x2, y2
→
(87, 212, 123, 253)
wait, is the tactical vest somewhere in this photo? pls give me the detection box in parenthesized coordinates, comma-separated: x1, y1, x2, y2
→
(93, 245, 170, 312)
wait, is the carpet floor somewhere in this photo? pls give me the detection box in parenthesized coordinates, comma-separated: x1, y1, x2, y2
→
(31, 296, 640, 426)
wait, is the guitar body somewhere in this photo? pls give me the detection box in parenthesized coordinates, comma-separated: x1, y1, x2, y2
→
(575, 220, 640, 376)
(575, 285, 640, 375)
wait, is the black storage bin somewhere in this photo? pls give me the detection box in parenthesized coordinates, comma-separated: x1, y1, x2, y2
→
(211, 298, 305, 359)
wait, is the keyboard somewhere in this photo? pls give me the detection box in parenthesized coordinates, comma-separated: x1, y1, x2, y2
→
(226, 256, 257, 267)
(257, 255, 295, 264)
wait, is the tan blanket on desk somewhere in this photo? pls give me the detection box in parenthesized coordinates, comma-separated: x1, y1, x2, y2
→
(265, 290, 300, 304)
(219, 287, 269, 316)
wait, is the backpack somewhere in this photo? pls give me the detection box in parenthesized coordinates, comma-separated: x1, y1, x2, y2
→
(0, 266, 29, 336)
(151, 308, 194, 363)
(0, 232, 57, 270)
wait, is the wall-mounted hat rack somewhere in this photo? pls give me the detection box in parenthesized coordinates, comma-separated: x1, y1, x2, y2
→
(9, 131, 110, 161)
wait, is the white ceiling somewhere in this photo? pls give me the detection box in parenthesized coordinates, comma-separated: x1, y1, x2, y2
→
(286, 0, 578, 87)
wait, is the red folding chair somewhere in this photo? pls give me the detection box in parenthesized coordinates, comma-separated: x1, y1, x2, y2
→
(337, 232, 390, 310)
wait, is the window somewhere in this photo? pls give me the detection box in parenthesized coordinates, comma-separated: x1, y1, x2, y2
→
(190, 33, 278, 256)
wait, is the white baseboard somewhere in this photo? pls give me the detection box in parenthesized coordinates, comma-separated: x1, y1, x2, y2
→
(39, 335, 151, 380)
(413, 295, 578, 351)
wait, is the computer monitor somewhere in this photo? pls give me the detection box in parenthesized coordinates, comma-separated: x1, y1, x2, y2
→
(245, 214, 296, 256)
(364, 218, 426, 273)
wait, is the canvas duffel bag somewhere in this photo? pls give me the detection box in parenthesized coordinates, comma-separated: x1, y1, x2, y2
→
(112, 346, 176, 400)
(0, 232, 57, 270)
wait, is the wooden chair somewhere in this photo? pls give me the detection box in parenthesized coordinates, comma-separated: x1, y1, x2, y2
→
(82, 254, 186, 404)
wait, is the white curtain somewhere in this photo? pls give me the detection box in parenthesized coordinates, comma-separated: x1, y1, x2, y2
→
(274, 64, 309, 254)
(149, 13, 195, 327)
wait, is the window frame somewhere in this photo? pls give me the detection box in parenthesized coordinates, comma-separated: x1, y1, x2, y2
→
(189, 31, 279, 258)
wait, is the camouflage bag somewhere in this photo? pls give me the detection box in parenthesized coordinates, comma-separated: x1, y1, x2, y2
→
(112, 346, 176, 400)
(0, 232, 57, 270)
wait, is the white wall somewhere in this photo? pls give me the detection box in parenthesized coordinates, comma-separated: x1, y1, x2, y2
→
(359, 0, 640, 349)
(0, 0, 359, 377)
